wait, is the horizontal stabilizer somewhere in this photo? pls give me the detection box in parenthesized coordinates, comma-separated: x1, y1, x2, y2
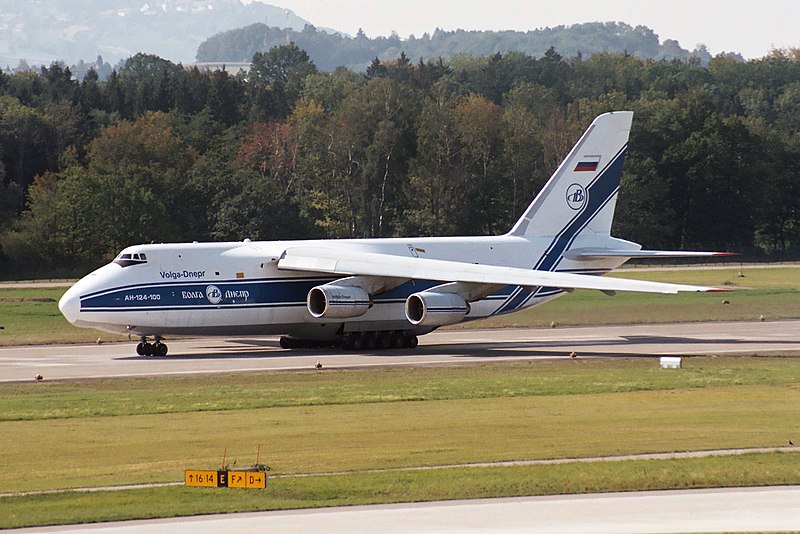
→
(278, 246, 730, 295)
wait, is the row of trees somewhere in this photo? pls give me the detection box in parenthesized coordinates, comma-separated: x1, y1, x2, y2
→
(197, 22, 721, 72)
(1, 45, 799, 277)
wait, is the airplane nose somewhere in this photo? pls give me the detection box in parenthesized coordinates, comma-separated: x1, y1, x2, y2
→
(58, 263, 122, 328)
(58, 285, 81, 325)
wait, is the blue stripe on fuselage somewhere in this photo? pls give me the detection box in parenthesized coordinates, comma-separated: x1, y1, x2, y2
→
(80, 277, 334, 311)
(79, 278, 517, 313)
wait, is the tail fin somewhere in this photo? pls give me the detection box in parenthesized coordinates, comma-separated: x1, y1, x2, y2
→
(508, 111, 633, 240)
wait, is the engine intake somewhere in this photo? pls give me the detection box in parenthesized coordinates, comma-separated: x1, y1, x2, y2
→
(405, 291, 468, 326)
(307, 284, 372, 319)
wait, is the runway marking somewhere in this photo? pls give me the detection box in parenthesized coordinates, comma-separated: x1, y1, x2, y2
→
(2, 446, 796, 498)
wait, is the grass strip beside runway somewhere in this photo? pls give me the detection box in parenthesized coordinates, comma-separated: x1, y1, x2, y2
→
(1, 453, 798, 529)
(5, 384, 796, 491)
(3, 356, 800, 421)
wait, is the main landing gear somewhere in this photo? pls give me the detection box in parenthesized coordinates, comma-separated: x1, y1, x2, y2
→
(342, 331, 419, 350)
(136, 336, 168, 356)
(279, 331, 419, 351)
(279, 337, 339, 350)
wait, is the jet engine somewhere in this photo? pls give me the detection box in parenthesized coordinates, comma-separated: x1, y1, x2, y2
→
(405, 290, 469, 326)
(307, 283, 371, 319)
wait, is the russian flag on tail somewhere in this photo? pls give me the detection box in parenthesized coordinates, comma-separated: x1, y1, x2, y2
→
(574, 155, 601, 172)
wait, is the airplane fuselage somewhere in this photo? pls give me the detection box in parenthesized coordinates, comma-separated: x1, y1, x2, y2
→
(59, 234, 628, 341)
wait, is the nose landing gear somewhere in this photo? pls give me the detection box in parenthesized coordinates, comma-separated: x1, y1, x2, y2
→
(136, 336, 168, 356)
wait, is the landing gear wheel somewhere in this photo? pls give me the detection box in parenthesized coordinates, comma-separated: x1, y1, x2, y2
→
(153, 342, 168, 356)
(136, 342, 146, 356)
(405, 335, 419, 348)
(143, 342, 154, 356)
(342, 334, 362, 350)
(279, 336, 306, 349)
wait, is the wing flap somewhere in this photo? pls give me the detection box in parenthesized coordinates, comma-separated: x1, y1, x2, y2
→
(278, 246, 728, 295)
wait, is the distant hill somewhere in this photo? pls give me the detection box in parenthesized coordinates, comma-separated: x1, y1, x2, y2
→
(197, 21, 729, 71)
(0, 0, 324, 67)
(1, 1, 741, 73)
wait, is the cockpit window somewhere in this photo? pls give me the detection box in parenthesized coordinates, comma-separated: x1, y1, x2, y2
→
(114, 252, 148, 267)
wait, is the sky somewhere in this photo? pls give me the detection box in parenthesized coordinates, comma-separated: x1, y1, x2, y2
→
(251, 0, 800, 59)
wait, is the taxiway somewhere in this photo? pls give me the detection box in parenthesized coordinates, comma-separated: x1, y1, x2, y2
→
(1, 320, 798, 382)
(17, 486, 800, 533)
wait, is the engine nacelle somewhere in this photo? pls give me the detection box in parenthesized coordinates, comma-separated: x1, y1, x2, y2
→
(307, 283, 371, 319)
(405, 291, 468, 326)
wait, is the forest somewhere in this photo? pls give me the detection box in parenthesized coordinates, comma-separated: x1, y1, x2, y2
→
(0, 44, 799, 277)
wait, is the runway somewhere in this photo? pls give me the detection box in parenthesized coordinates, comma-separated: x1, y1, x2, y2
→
(18, 486, 800, 533)
(1, 320, 798, 382)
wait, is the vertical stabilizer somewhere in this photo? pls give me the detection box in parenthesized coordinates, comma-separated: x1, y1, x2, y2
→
(508, 111, 633, 240)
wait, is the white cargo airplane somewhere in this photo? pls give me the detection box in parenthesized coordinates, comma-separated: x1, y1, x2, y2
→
(59, 111, 730, 355)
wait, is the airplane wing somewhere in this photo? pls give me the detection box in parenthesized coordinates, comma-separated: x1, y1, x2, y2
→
(277, 246, 728, 295)
(565, 248, 738, 259)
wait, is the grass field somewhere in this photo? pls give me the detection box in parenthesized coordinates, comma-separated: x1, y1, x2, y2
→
(1, 265, 799, 345)
(1, 357, 799, 528)
(0, 287, 127, 346)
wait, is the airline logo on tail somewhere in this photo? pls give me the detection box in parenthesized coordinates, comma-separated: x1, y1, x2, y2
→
(565, 183, 586, 210)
